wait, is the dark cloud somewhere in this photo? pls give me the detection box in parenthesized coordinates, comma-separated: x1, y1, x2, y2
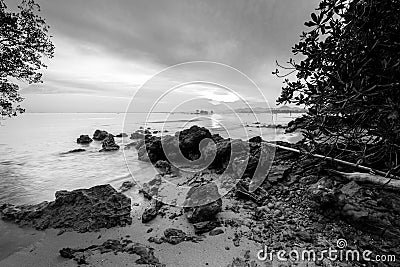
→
(12, 0, 320, 112)
(36, 0, 319, 72)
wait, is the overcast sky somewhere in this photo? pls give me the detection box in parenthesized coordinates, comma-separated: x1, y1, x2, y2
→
(13, 0, 319, 113)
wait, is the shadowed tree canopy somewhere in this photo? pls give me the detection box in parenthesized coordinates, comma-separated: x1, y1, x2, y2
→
(275, 0, 400, 174)
(0, 0, 54, 117)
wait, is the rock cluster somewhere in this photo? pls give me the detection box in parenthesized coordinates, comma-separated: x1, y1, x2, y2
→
(148, 228, 201, 245)
(309, 177, 400, 240)
(226, 147, 400, 263)
(60, 238, 165, 266)
(0, 184, 132, 232)
(135, 125, 278, 184)
(135, 125, 213, 163)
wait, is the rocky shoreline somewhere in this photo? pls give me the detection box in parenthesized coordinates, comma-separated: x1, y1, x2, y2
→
(0, 184, 132, 233)
(1, 125, 399, 266)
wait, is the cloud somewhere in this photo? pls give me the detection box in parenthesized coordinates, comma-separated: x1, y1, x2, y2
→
(15, 0, 320, 112)
(174, 83, 240, 103)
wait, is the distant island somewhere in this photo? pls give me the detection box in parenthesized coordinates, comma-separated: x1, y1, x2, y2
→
(220, 105, 306, 114)
(190, 109, 214, 115)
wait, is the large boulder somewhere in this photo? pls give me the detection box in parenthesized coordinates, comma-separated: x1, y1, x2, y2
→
(93, 129, 109, 141)
(178, 125, 212, 160)
(138, 136, 165, 163)
(184, 183, 222, 223)
(100, 134, 120, 152)
(136, 126, 214, 163)
(0, 184, 132, 232)
(202, 139, 248, 171)
(77, 135, 93, 144)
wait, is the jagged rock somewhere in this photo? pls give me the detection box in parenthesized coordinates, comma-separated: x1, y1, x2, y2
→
(193, 220, 220, 234)
(138, 136, 165, 162)
(202, 139, 250, 173)
(93, 129, 109, 141)
(139, 175, 162, 199)
(100, 134, 120, 152)
(162, 228, 189, 245)
(115, 133, 128, 138)
(142, 200, 163, 223)
(0, 184, 132, 232)
(184, 183, 222, 223)
(119, 181, 135, 192)
(248, 136, 263, 143)
(77, 135, 93, 144)
(154, 160, 171, 174)
(60, 239, 165, 266)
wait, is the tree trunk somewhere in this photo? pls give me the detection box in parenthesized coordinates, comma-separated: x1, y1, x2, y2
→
(329, 170, 400, 191)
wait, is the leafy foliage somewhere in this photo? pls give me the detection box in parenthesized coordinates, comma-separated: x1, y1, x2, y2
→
(275, 0, 400, 174)
(0, 0, 54, 117)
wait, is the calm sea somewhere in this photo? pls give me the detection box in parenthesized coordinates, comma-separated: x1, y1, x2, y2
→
(0, 112, 301, 205)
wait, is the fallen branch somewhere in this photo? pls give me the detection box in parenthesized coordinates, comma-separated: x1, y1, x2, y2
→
(264, 142, 400, 180)
(328, 169, 400, 191)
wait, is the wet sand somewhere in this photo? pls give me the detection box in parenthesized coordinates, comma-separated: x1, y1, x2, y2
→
(0, 194, 265, 267)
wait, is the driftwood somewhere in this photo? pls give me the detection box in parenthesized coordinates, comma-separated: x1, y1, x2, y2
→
(328, 170, 400, 191)
(265, 142, 400, 180)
